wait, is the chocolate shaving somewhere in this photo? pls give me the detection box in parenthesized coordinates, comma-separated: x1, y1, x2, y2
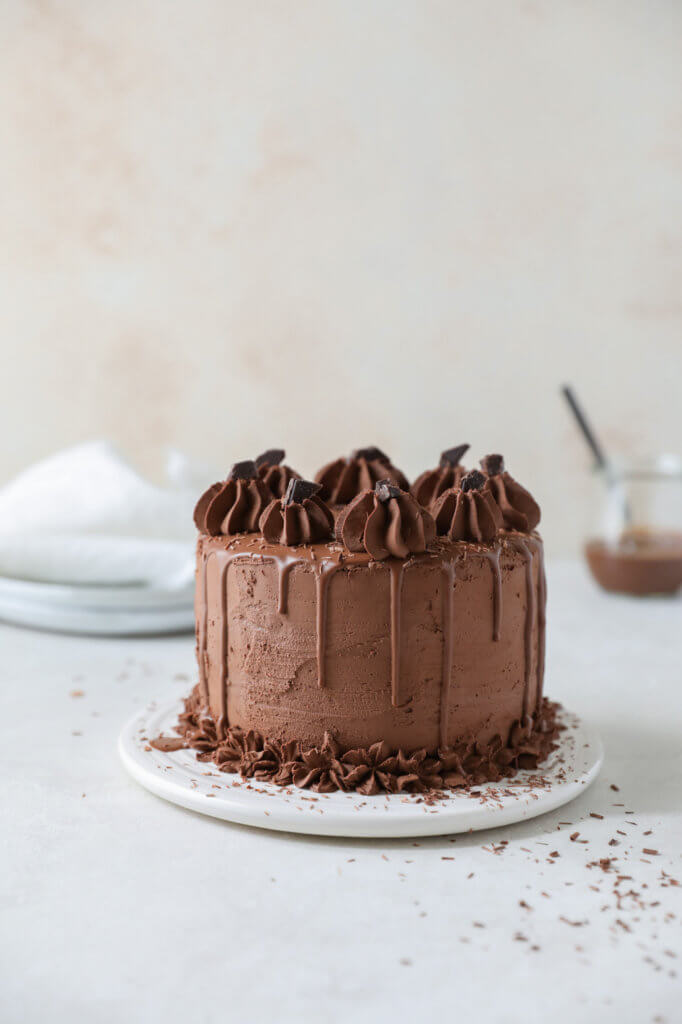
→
(375, 479, 402, 502)
(480, 453, 504, 476)
(461, 470, 486, 493)
(228, 460, 258, 481)
(255, 448, 285, 468)
(440, 444, 470, 468)
(284, 478, 321, 505)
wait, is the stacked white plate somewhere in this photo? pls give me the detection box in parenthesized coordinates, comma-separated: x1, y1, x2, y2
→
(0, 575, 194, 635)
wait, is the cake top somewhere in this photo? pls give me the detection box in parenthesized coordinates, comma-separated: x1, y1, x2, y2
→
(193, 446, 541, 555)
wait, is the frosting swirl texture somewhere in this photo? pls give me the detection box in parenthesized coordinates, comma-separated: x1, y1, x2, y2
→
(255, 448, 301, 499)
(315, 447, 409, 504)
(259, 479, 334, 546)
(411, 443, 470, 508)
(432, 469, 503, 542)
(335, 480, 436, 560)
(193, 460, 272, 536)
(480, 454, 541, 532)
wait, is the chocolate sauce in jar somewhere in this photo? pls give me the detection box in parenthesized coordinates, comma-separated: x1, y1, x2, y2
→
(585, 529, 682, 596)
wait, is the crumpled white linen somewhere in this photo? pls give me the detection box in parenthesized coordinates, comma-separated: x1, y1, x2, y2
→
(0, 441, 214, 585)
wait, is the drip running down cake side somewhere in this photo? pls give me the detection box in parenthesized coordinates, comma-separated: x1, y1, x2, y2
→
(158, 447, 557, 795)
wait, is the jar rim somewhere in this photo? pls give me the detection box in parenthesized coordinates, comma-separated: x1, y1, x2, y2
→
(593, 453, 682, 480)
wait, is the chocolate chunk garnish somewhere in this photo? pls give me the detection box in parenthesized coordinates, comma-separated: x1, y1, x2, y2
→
(375, 479, 402, 502)
(480, 453, 504, 476)
(440, 444, 470, 468)
(284, 478, 321, 505)
(351, 446, 388, 463)
(255, 449, 285, 469)
(461, 470, 486, 493)
(228, 460, 258, 481)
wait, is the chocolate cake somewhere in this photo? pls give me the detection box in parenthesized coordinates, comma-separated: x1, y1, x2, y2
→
(157, 447, 558, 794)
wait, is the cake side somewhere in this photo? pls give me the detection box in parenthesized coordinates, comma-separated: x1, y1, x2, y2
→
(195, 531, 546, 753)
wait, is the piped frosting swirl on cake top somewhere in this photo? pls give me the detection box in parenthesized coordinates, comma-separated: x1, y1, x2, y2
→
(255, 448, 301, 499)
(193, 460, 273, 536)
(315, 447, 409, 504)
(480, 454, 541, 532)
(259, 479, 334, 546)
(335, 480, 436, 560)
(411, 443, 470, 508)
(432, 470, 503, 543)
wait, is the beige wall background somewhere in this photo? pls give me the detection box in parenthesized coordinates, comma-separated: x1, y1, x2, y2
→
(1, 1, 681, 554)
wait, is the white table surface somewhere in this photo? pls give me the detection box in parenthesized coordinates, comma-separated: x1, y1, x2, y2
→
(2, 562, 681, 1024)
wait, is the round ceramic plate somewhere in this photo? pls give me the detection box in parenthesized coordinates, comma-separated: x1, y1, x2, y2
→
(119, 696, 603, 838)
(0, 576, 194, 635)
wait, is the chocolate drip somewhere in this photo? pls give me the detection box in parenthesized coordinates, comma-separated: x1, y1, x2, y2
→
(197, 549, 244, 724)
(512, 537, 536, 722)
(481, 548, 502, 641)
(537, 548, 547, 712)
(526, 535, 546, 712)
(389, 563, 405, 707)
(198, 549, 212, 703)
(277, 557, 300, 614)
(439, 560, 456, 748)
(315, 558, 342, 687)
(218, 555, 230, 724)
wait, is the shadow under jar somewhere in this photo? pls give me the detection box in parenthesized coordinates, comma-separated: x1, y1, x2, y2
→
(584, 455, 682, 596)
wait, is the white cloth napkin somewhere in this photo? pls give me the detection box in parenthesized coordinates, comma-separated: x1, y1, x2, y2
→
(0, 442, 214, 586)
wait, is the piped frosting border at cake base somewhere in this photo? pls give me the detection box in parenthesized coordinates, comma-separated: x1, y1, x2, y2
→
(152, 688, 561, 796)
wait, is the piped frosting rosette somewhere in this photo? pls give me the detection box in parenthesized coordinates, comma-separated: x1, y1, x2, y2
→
(259, 479, 334, 546)
(315, 447, 409, 504)
(335, 480, 436, 560)
(432, 470, 503, 543)
(193, 460, 272, 536)
(411, 443, 470, 508)
(480, 454, 541, 532)
(254, 448, 301, 499)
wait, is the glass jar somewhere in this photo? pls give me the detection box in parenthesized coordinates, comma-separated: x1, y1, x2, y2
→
(584, 454, 682, 596)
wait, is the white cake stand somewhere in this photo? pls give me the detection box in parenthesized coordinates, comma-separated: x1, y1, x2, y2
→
(119, 696, 602, 839)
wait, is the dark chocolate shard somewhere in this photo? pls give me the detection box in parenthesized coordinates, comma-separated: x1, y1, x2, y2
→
(284, 478, 321, 505)
(440, 444, 470, 468)
(461, 470, 486, 493)
(255, 448, 285, 469)
(228, 460, 258, 481)
(480, 453, 505, 476)
(375, 479, 402, 502)
(351, 446, 388, 463)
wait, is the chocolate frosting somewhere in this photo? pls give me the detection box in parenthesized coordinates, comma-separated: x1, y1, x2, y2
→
(315, 447, 409, 504)
(480, 454, 541, 532)
(155, 685, 560, 795)
(432, 470, 503, 542)
(259, 479, 334, 546)
(411, 443, 470, 508)
(335, 481, 436, 560)
(193, 461, 272, 536)
(255, 448, 301, 499)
